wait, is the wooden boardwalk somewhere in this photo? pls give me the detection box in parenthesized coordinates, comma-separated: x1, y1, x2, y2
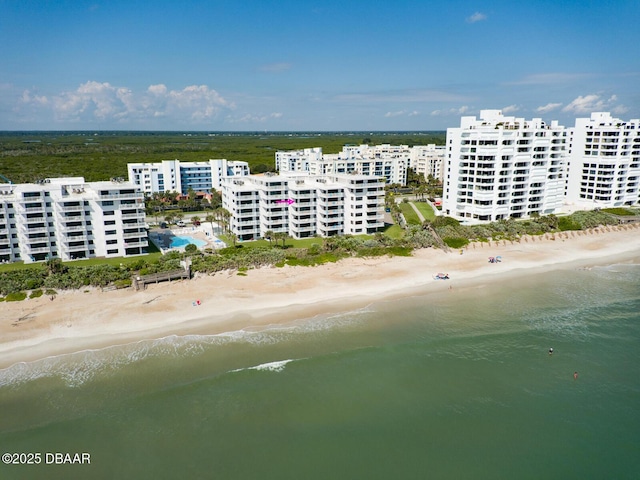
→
(132, 267, 191, 290)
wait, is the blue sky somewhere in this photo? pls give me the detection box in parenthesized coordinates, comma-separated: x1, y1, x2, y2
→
(1, 0, 638, 131)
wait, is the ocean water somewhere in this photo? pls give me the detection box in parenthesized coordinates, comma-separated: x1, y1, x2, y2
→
(1, 262, 639, 479)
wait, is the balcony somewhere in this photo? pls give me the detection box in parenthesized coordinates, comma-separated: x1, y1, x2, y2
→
(56, 204, 84, 213)
(123, 231, 145, 239)
(63, 234, 88, 242)
(124, 240, 149, 248)
(65, 244, 88, 252)
(17, 205, 45, 213)
(28, 246, 53, 254)
(59, 224, 86, 233)
(23, 215, 45, 223)
(99, 192, 143, 201)
(20, 225, 48, 235)
(121, 212, 144, 220)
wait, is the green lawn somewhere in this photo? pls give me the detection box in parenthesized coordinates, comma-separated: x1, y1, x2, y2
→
(383, 224, 404, 239)
(0, 252, 163, 273)
(412, 201, 437, 221)
(398, 202, 422, 225)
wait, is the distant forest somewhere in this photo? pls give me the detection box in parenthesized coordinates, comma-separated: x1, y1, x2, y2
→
(0, 131, 446, 184)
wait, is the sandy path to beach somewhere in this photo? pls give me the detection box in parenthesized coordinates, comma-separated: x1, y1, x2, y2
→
(1, 225, 639, 368)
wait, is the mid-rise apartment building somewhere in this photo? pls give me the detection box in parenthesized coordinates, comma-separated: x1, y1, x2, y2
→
(222, 173, 385, 241)
(0, 177, 148, 263)
(443, 110, 567, 222)
(276, 144, 409, 186)
(128, 159, 250, 195)
(410, 144, 446, 180)
(566, 112, 640, 209)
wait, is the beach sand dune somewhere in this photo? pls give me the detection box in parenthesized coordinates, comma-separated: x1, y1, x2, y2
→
(1, 227, 639, 368)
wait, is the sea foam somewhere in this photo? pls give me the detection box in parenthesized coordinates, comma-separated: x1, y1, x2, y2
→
(0, 304, 376, 389)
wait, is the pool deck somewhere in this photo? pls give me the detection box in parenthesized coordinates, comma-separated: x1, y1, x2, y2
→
(148, 224, 226, 254)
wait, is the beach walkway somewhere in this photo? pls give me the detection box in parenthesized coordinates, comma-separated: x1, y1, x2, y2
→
(408, 202, 426, 223)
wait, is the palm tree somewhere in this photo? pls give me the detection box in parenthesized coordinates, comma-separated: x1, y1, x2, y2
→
(218, 208, 232, 234)
(45, 257, 65, 275)
(229, 232, 238, 247)
(264, 230, 274, 245)
(209, 188, 222, 210)
(205, 213, 217, 235)
(164, 212, 176, 225)
(273, 231, 288, 248)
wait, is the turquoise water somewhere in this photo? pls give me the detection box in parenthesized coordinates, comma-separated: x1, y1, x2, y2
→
(170, 235, 207, 248)
(1, 262, 639, 479)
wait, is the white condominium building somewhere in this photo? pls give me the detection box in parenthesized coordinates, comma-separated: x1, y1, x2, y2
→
(222, 173, 385, 241)
(443, 110, 567, 223)
(0, 177, 147, 263)
(127, 159, 250, 195)
(276, 144, 409, 186)
(410, 144, 446, 181)
(275, 147, 323, 174)
(565, 112, 640, 209)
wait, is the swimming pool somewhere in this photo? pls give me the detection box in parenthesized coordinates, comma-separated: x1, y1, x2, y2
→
(170, 235, 207, 248)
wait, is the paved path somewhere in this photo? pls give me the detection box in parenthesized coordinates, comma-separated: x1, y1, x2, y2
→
(408, 202, 425, 223)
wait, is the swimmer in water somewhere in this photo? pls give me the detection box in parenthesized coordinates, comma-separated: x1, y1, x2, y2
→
(574, 371, 578, 380)
(549, 347, 554, 355)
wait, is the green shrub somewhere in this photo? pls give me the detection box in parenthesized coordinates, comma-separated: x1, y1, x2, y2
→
(601, 208, 635, 216)
(5, 292, 27, 302)
(557, 217, 581, 231)
(184, 243, 198, 254)
(114, 279, 132, 289)
(29, 289, 43, 299)
(443, 237, 469, 249)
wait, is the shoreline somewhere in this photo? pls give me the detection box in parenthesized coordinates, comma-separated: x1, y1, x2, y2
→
(1, 225, 639, 370)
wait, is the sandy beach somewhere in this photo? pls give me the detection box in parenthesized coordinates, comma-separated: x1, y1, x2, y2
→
(1, 224, 639, 369)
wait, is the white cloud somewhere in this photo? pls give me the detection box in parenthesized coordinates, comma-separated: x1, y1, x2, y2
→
(561, 94, 619, 114)
(612, 104, 629, 115)
(502, 104, 519, 114)
(385, 110, 421, 118)
(21, 90, 49, 106)
(431, 106, 470, 116)
(536, 102, 563, 113)
(333, 89, 468, 104)
(148, 84, 168, 95)
(466, 12, 487, 23)
(506, 73, 592, 86)
(19, 81, 233, 125)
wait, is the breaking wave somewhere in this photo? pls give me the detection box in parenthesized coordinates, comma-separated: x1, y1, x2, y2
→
(0, 305, 376, 389)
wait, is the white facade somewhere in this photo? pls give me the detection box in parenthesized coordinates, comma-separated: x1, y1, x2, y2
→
(128, 159, 250, 195)
(222, 173, 385, 240)
(410, 144, 446, 181)
(276, 144, 408, 186)
(0, 178, 147, 263)
(443, 110, 567, 223)
(565, 112, 640, 209)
